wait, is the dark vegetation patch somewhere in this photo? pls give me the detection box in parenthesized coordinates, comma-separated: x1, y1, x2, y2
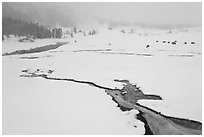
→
(136, 53, 153, 56)
(2, 42, 68, 56)
(21, 69, 29, 72)
(73, 49, 112, 52)
(2, 17, 52, 40)
(20, 56, 39, 59)
(18, 37, 35, 43)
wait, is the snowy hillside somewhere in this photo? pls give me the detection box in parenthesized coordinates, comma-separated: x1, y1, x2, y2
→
(2, 26, 202, 134)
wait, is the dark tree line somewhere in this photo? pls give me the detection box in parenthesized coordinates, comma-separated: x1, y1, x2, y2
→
(51, 28, 62, 38)
(2, 17, 52, 40)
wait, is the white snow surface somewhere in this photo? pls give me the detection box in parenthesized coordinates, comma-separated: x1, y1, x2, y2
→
(2, 27, 202, 134)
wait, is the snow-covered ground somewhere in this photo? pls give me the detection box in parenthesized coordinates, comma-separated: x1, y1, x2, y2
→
(2, 26, 202, 134)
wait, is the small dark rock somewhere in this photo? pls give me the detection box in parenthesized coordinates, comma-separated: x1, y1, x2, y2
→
(146, 45, 150, 48)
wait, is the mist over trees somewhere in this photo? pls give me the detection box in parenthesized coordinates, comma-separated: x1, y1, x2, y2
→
(2, 18, 52, 40)
(2, 17, 64, 41)
(2, 3, 77, 28)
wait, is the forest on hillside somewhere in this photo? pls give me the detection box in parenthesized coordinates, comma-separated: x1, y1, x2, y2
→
(2, 18, 52, 40)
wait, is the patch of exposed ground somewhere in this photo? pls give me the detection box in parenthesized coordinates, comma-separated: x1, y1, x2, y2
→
(19, 56, 39, 59)
(73, 49, 112, 52)
(105, 89, 202, 135)
(20, 69, 202, 135)
(2, 42, 68, 56)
